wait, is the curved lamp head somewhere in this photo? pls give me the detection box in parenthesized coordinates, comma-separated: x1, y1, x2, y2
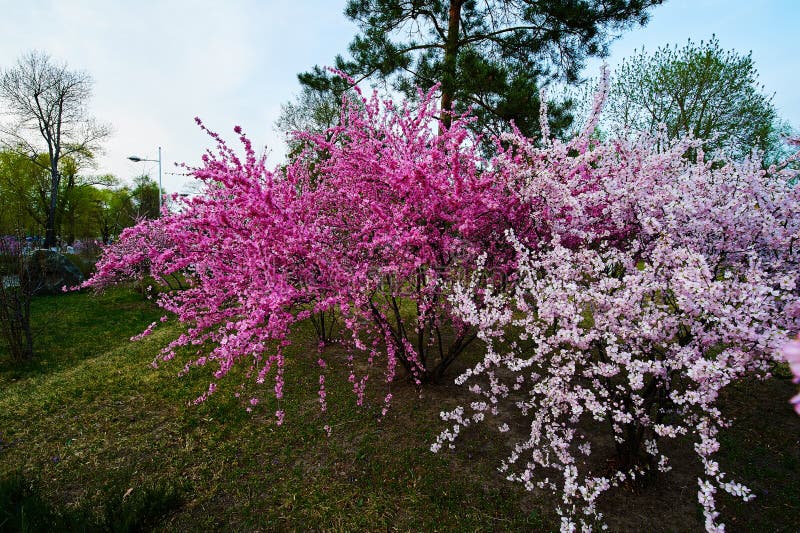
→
(128, 156, 143, 162)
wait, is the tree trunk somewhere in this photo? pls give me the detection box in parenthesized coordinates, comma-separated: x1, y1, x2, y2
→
(44, 164, 60, 248)
(310, 308, 338, 346)
(439, 0, 464, 133)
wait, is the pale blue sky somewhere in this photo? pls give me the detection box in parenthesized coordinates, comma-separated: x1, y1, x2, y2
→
(0, 1, 797, 193)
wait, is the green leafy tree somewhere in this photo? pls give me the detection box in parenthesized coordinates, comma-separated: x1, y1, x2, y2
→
(275, 80, 365, 188)
(60, 173, 119, 244)
(92, 186, 136, 244)
(276, 80, 353, 157)
(606, 36, 791, 161)
(0, 51, 110, 247)
(301, 0, 661, 138)
(131, 175, 161, 220)
(0, 148, 111, 243)
(0, 149, 46, 236)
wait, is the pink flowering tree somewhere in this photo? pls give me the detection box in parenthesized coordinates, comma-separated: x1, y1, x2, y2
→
(435, 93, 800, 531)
(89, 217, 182, 294)
(86, 83, 537, 416)
(285, 86, 548, 386)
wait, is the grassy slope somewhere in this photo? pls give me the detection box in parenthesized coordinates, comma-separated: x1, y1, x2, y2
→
(0, 288, 798, 531)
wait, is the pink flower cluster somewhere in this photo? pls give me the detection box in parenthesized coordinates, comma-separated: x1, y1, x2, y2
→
(438, 100, 800, 531)
(87, 84, 535, 420)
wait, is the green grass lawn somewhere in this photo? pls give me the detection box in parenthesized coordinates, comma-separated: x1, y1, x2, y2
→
(0, 288, 798, 531)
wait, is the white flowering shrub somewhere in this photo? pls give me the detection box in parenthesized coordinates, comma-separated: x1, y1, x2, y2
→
(435, 111, 800, 531)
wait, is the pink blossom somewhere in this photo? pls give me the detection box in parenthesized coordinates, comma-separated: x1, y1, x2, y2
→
(782, 337, 800, 383)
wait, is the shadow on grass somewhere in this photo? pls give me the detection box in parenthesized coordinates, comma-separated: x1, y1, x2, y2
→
(0, 472, 184, 533)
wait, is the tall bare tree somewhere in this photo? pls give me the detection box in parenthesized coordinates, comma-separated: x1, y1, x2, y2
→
(0, 51, 110, 248)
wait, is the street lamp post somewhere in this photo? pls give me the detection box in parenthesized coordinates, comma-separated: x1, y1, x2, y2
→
(128, 146, 163, 215)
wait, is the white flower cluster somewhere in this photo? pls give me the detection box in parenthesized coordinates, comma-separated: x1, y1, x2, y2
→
(434, 107, 800, 531)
